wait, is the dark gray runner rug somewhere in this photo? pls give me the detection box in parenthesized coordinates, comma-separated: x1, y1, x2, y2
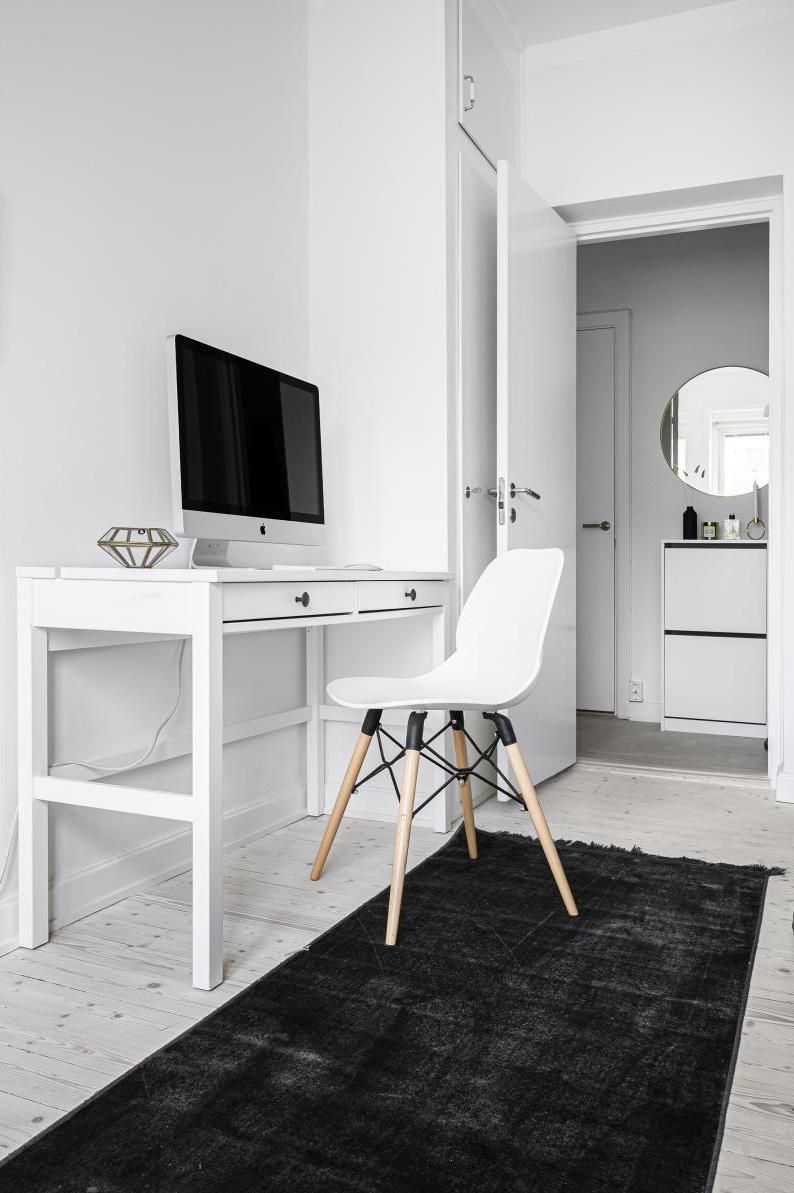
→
(0, 829, 779, 1193)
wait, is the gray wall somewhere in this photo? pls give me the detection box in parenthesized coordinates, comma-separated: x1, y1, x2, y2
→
(577, 223, 769, 721)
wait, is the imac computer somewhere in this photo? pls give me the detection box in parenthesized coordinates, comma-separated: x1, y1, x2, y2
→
(167, 335, 324, 567)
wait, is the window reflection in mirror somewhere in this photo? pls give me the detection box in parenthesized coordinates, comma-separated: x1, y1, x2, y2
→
(659, 366, 769, 497)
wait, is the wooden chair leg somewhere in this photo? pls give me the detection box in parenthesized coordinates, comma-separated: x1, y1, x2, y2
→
(505, 741, 578, 917)
(385, 711, 426, 945)
(310, 709, 381, 881)
(451, 711, 477, 859)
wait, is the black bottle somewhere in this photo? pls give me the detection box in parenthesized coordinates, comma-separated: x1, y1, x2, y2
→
(683, 505, 698, 540)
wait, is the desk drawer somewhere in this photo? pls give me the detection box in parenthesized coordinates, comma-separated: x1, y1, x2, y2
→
(357, 580, 446, 613)
(223, 582, 355, 623)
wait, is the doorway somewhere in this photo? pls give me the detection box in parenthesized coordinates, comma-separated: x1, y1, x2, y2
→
(574, 221, 774, 780)
(455, 176, 782, 787)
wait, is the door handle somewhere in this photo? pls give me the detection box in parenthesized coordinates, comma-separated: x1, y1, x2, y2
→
(582, 521, 611, 531)
(510, 483, 541, 501)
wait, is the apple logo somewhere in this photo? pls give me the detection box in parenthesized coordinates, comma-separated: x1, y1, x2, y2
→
(259, 523, 267, 536)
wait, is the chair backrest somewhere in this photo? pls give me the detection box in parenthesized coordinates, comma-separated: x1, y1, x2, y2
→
(456, 548, 564, 705)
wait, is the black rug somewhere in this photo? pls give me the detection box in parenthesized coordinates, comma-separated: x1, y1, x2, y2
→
(1, 829, 779, 1193)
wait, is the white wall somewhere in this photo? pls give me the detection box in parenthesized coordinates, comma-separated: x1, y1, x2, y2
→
(578, 224, 769, 720)
(0, 0, 312, 949)
(521, 0, 794, 796)
(308, 0, 449, 572)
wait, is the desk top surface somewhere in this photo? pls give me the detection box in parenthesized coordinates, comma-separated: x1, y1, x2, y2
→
(18, 566, 452, 584)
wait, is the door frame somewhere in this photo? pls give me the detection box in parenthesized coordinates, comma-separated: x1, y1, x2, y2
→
(569, 191, 783, 785)
(576, 309, 631, 720)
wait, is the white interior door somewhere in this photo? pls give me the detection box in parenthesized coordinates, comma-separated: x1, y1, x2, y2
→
(496, 160, 576, 784)
(576, 323, 615, 712)
(459, 150, 497, 603)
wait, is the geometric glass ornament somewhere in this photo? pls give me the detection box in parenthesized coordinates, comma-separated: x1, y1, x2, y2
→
(97, 526, 179, 569)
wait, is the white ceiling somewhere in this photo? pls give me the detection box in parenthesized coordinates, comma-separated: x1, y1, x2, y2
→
(498, 0, 735, 46)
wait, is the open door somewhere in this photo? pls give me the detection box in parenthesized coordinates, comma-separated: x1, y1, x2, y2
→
(496, 160, 576, 783)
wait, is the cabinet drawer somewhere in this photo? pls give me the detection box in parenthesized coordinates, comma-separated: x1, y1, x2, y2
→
(664, 545, 766, 633)
(357, 580, 446, 613)
(222, 582, 354, 623)
(664, 634, 766, 724)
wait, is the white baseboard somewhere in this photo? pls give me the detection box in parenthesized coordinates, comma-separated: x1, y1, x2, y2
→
(774, 771, 794, 803)
(0, 783, 306, 958)
(627, 701, 662, 724)
(323, 780, 441, 827)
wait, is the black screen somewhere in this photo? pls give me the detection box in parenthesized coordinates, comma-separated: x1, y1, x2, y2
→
(175, 335, 324, 523)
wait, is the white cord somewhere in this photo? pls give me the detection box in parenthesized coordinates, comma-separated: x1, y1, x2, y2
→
(50, 639, 187, 774)
(0, 640, 187, 898)
(0, 813, 18, 893)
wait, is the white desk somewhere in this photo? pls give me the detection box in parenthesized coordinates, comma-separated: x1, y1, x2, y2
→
(17, 566, 450, 989)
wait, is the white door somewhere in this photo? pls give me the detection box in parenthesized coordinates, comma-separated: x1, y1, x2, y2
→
(496, 160, 577, 784)
(459, 150, 497, 603)
(576, 324, 615, 711)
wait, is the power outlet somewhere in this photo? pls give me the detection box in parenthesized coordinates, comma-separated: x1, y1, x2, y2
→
(628, 680, 644, 703)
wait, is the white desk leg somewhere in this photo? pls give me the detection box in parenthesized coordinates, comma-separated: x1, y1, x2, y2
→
(191, 583, 223, 990)
(431, 602, 452, 834)
(18, 580, 49, 948)
(305, 626, 325, 816)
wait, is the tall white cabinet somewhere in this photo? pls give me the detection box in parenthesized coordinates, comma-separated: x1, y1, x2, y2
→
(661, 541, 767, 737)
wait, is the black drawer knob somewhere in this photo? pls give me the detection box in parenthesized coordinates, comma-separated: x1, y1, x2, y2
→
(405, 588, 417, 602)
(295, 591, 311, 608)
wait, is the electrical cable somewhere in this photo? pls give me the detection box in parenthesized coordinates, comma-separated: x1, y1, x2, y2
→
(0, 813, 18, 893)
(50, 639, 187, 774)
(0, 640, 187, 898)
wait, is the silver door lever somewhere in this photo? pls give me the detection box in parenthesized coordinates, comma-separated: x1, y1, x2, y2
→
(510, 483, 540, 500)
(582, 521, 611, 530)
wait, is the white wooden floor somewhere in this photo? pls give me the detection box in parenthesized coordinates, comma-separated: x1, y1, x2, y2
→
(1, 764, 792, 1192)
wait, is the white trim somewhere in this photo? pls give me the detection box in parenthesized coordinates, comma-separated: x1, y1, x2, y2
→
(522, 0, 792, 68)
(775, 773, 794, 803)
(49, 707, 312, 780)
(625, 700, 661, 725)
(571, 195, 779, 246)
(576, 758, 770, 792)
(577, 310, 631, 719)
(570, 191, 782, 792)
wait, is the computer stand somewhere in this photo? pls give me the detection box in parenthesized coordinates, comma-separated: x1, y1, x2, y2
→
(189, 539, 238, 568)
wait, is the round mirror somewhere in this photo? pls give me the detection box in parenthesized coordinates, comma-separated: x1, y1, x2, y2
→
(659, 366, 769, 497)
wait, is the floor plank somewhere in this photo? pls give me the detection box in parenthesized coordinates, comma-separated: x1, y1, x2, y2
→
(0, 767, 792, 1191)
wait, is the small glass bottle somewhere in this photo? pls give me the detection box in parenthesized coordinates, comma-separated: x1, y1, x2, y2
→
(724, 514, 741, 540)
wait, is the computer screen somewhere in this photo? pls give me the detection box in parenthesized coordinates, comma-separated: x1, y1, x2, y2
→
(169, 335, 324, 545)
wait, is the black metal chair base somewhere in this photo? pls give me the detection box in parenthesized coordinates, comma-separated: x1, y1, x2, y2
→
(351, 709, 525, 819)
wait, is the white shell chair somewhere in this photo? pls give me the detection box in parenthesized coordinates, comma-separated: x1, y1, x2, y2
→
(310, 548, 578, 944)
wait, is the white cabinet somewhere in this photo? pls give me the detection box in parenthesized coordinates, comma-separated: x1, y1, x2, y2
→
(661, 542, 767, 736)
(458, 0, 516, 166)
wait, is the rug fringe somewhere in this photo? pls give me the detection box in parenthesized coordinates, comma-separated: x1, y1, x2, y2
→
(473, 829, 786, 876)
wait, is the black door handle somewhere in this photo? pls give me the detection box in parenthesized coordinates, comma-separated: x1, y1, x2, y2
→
(404, 588, 417, 601)
(295, 591, 311, 607)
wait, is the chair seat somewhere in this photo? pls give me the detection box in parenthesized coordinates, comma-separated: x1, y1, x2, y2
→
(327, 652, 525, 712)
